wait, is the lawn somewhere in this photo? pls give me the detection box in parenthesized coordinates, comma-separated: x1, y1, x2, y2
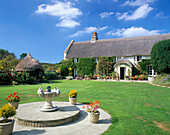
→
(0, 80, 170, 135)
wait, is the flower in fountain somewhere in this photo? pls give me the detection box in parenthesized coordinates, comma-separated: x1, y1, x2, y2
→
(82, 100, 100, 113)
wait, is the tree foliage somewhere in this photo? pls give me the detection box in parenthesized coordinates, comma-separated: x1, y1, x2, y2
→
(0, 49, 15, 60)
(151, 39, 170, 73)
(20, 53, 27, 59)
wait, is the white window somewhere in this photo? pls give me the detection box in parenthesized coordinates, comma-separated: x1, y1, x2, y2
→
(114, 57, 117, 62)
(74, 58, 79, 63)
(148, 66, 152, 76)
(74, 69, 77, 76)
(117, 57, 121, 61)
(94, 66, 97, 74)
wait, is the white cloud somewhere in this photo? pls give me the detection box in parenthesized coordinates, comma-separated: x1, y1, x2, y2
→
(117, 4, 153, 20)
(70, 26, 108, 37)
(35, 1, 82, 28)
(99, 12, 114, 18)
(155, 11, 170, 19)
(113, 0, 118, 2)
(122, 0, 156, 6)
(106, 26, 160, 37)
(56, 19, 80, 28)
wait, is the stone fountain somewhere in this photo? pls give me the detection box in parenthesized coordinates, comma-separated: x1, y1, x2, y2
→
(14, 86, 80, 127)
(37, 86, 60, 112)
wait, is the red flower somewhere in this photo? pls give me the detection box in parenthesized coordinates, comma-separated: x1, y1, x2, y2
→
(82, 106, 85, 108)
(17, 92, 18, 94)
(8, 96, 11, 98)
(20, 94, 22, 96)
(16, 96, 19, 99)
(10, 94, 12, 96)
(6, 98, 8, 100)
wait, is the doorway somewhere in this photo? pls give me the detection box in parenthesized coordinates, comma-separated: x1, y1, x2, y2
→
(120, 67, 125, 79)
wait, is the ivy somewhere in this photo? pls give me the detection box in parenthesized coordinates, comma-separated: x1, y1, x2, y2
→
(77, 58, 95, 76)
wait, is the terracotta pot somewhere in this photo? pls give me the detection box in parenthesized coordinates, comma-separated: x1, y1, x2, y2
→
(9, 101, 19, 109)
(69, 98, 77, 105)
(0, 120, 14, 135)
(88, 112, 100, 123)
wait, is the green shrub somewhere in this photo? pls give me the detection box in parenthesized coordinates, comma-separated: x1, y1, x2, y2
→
(60, 64, 69, 76)
(45, 72, 58, 80)
(151, 39, 170, 73)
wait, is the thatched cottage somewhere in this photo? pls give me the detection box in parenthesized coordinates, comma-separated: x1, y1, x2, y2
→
(64, 32, 170, 79)
(15, 53, 44, 78)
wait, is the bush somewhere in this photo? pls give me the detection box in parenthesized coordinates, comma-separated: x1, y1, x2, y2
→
(60, 65, 69, 76)
(151, 39, 170, 73)
(153, 74, 170, 86)
(45, 72, 58, 80)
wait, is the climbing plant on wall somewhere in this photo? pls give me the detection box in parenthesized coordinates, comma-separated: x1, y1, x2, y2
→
(77, 58, 95, 76)
(97, 57, 115, 75)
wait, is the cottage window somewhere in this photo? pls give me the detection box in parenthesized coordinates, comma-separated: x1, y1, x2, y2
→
(74, 69, 78, 76)
(137, 56, 142, 61)
(148, 66, 152, 76)
(74, 58, 79, 63)
(114, 57, 117, 62)
(94, 66, 97, 74)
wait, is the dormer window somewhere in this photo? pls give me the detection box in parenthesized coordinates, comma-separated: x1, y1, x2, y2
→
(74, 58, 79, 63)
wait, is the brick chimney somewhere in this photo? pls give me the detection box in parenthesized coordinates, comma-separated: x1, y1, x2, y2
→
(91, 32, 98, 44)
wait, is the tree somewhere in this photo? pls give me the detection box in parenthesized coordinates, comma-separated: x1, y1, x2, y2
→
(0, 49, 15, 60)
(151, 39, 170, 73)
(20, 53, 27, 59)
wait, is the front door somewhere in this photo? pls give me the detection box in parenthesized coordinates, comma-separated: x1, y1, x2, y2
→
(120, 67, 125, 79)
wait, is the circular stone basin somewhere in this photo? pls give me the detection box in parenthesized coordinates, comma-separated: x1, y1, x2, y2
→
(14, 102, 80, 127)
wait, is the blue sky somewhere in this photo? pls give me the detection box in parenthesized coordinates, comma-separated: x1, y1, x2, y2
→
(0, 0, 170, 63)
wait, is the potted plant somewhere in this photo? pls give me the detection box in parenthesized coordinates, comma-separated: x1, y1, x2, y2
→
(0, 104, 16, 135)
(6, 92, 22, 109)
(68, 90, 77, 105)
(82, 100, 100, 123)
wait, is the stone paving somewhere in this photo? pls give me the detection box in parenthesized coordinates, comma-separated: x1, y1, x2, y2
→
(13, 102, 112, 135)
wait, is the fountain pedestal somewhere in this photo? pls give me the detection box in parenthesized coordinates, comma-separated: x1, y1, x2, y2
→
(38, 87, 60, 112)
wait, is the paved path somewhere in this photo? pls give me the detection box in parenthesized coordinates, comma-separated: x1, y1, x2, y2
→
(13, 102, 112, 135)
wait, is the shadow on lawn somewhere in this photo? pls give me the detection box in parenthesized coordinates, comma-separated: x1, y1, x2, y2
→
(13, 129, 46, 135)
(111, 117, 119, 128)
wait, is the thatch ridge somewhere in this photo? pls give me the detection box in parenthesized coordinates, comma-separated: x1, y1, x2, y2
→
(15, 53, 44, 71)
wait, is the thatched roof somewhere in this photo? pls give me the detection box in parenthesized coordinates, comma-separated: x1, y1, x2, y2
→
(65, 33, 170, 59)
(114, 59, 133, 68)
(15, 53, 44, 71)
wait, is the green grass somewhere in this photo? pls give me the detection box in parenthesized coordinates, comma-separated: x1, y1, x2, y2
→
(0, 80, 170, 135)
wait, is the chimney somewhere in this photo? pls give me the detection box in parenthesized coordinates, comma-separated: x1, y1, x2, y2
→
(91, 32, 98, 44)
